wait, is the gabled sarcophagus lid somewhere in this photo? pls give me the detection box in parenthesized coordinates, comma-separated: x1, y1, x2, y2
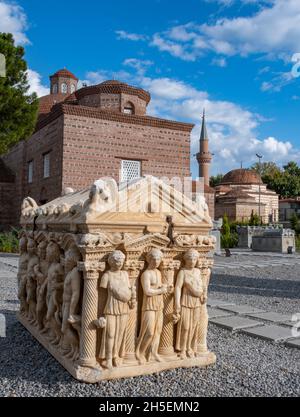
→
(18, 176, 216, 382)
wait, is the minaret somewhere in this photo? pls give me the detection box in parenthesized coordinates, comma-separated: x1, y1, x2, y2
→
(196, 109, 212, 187)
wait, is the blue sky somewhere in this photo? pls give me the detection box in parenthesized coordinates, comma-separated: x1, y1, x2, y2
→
(1, 0, 300, 176)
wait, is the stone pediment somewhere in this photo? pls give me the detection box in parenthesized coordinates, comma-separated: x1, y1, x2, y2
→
(21, 176, 212, 233)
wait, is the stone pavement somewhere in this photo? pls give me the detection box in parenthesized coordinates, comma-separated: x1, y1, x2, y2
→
(214, 251, 300, 272)
(207, 298, 300, 349)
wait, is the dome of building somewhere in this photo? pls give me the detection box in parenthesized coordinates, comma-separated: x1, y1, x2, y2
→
(75, 80, 151, 104)
(50, 69, 78, 81)
(220, 169, 263, 185)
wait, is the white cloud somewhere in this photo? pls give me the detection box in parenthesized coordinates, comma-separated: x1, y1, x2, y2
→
(0, 1, 29, 44)
(211, 57, 227, 67)
(151, 34, 198, 61)
(261, 71, 294, 92)
(123, 58, 153, 75)
(151, 0, 300, 61)
(26, 69, 48, 97)
(140, 77, 299, 173)
(115, 30, 147, 42)
(83, 64, 300, 174)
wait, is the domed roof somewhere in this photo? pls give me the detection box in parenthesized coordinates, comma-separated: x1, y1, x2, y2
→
(50, 69, 78, 81)
(220, 169, 263, 185)
(75, 79, 151, 104)
(38, 93, 69, 115)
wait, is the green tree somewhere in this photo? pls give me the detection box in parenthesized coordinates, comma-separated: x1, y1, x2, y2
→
(0, 33, 38, 154)
(283, 161, 300, 176)
(252, 160, 300, 198)
(290, 213, 300, 234)
(251, 161, 281, 179)
(210, 174, 223, 187)
(249, 210, 261, 226)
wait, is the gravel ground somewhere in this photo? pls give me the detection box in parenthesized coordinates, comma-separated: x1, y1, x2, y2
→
(211, 255, 300, 316)
(0, 257, 300, 397)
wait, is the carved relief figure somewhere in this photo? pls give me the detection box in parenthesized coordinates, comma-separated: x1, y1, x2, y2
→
(136, 249, 172, 364)
(34, 241, 49, 329)
(173, 249, 206, 359)
(95, 251, 135, 370)
(45, 241, 64, 345)
(26, 239, 39, 323)
(17, 236, 29, 315)
(61, 245, 82, 361)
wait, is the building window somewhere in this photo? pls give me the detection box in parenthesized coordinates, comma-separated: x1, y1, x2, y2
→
(28, 161, 33, 184)
(43, 153, 50, 178)
(52, 84, 58, 94)
(121, 159, 141, 182)
(123, 102, 135, 115)
(71, 84, 76, 93)
(61, 83, 68, 94)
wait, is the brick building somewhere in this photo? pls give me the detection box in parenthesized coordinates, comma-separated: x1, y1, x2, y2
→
(0, 69, 195, 229)
(214, 169, 279, 223)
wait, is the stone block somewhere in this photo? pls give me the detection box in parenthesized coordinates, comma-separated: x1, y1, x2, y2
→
(247, 312, 293, 323)
(241, 325, 294, 342)
(219, 305, 267, 315)
(210, 316, 263, 331)
(207, 298, 235, 308)
(285, 338, 300, 349)
(208, 308, 234, 319)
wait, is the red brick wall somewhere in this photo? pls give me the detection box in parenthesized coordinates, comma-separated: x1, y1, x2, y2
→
(0, 182, 15, 230)
(23, 117, 64, 205)
(205, 192, 215, 220)
(62, 114, 191, 191)
(78, 93, 147, 115)
(2, 117, 64, 225)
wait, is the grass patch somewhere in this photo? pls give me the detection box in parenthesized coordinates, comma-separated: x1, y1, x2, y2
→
(0, 229, 19, 253)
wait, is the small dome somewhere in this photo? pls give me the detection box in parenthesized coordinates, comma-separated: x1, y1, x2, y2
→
(220, 169, 263, 185)
(50, 69, 78, 81)
(75, 80, 151, 104)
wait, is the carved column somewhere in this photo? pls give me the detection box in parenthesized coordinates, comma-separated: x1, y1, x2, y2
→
(197, 258, 213, 354)
(78, 261, 106, 368)
(124, 259, 144, 361)
(159, 259, 180, 356)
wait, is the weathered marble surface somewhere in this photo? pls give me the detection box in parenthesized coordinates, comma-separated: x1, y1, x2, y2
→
(17, 176, 216, 382)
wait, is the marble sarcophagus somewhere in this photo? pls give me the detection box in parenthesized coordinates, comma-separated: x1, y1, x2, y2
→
(17, 176, 216, 382)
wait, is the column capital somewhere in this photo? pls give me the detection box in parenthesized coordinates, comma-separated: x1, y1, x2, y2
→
(124, 260, 145, 272)
(78, 261, 106, 278)
(161, 260, 181, 271)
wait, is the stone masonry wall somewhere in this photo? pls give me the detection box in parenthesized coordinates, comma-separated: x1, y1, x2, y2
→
(62, 114, 191, 191)
(2, 117, 64, 225)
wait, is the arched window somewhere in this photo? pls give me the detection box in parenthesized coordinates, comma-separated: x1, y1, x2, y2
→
(61, 83, 68, 94)
(52, 84, 58, 94)
(71, 84, 76, 93)
(123, 102, 135, 115)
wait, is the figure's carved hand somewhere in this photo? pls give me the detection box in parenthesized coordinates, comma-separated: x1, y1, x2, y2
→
(167, 285, 174, 295)
(161, 285, 168, 295)
(173, 313, 180, 324)
(200, 294, 207, 305)
(94, 317, 107, 329)
(129, 299, 137, 310)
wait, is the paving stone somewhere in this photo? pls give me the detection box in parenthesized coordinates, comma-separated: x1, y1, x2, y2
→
(247, 311, 293, 323)
(209, 316, 263, 331)
(285, 338, 300, 349)
(207, 307, 234, 319)
(207, 298, 235, 308)
(219, 305, 267, 315)
(241, 325, 294, 342)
